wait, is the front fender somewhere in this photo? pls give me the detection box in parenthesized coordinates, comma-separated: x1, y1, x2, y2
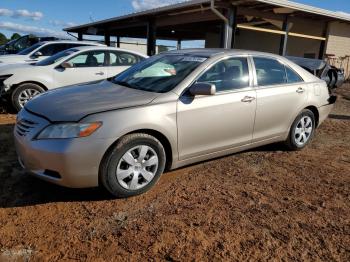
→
(82, 100, 178, 163)
(3, 72, 54, 92)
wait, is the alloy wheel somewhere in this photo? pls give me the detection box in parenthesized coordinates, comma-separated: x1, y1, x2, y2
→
(18, 89, 41, 108)
(294, 116, 313, 146)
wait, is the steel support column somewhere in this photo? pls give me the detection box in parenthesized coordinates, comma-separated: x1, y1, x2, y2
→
(319, 22, 329, 59)
(177, 39, 182, 50)
(279, 16, 289, 56)
(147, 20, 156, 56)
(221, 6, 237, 49)
(78, 32, 83, 41)
(231, 6, 237, 48)
(104, 32, 111, 46)
(117, 36, 121, 48)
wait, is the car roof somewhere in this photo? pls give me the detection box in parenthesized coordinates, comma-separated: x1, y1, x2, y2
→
(39, 40, 105, 46)
(164, 48, 285, 59)
(67, 46, 148, 57)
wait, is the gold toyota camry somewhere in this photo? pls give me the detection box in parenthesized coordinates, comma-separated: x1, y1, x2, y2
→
(14, 49, 339, 197)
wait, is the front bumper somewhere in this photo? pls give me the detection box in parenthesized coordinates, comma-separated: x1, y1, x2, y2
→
(14, 109, 115, 188)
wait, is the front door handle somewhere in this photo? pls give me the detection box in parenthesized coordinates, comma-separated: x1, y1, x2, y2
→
(95, 72, 105, 76)
(241, 96, 256, 103)
(296, 87, 305, 93)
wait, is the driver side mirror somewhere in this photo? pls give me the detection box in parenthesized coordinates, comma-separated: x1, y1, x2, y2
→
(61, 62, 74, 69)
(189, 82, 216, 96)
(33, 51, 43, 57)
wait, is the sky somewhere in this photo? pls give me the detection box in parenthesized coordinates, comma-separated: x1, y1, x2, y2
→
(0, 0, 349, 44)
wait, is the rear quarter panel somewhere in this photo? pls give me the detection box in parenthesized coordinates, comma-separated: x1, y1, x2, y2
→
(306, 80, 332, 108)
(305, 80, 334, 126)
(281, 57, 332, 128)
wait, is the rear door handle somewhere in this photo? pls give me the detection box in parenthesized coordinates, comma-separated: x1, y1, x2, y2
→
(296, 87, 305, 93)
(95, 72, 105, 76)
(241, 96, 256, 103)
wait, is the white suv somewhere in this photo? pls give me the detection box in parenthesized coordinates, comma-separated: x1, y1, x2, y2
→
(0, 40, 104, 65)
(0, 46, 147, 110)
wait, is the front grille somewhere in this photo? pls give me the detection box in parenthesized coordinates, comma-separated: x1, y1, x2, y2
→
(16, 118, 38, 137)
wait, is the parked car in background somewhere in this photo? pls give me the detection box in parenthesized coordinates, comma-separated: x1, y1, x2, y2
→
(286, 56, 345, 91)
(0, 46, 147, 110)
(0, 35, 61, 55)
(14, 49, 337, 198)
(0, 40, 104, 65)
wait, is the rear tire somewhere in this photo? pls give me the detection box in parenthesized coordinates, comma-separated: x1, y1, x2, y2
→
(100, 133, 166, 198)
(12, 83, 45, 112)
(285, 109, 315, 150)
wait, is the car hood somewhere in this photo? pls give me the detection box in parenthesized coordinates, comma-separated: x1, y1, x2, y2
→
(25, 80, 160, 122)
(0, 63, 33, 74)
(0, 54, 27, 64)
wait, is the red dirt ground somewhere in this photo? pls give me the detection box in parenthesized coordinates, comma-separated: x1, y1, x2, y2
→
(0, 86, 349, 261)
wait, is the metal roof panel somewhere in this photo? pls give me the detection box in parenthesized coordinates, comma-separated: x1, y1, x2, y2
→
(64, 0, 350, 32)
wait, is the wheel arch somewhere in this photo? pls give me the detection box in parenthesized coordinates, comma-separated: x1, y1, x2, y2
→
(11, 81, 48, 92)
(98, 128, 174, 186)
(127, 129, 173, 171)
(305, 105, 319, 127)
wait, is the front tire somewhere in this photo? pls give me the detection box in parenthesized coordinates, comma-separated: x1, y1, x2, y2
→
(12, 83, 45, 112)
(100, 133, 166, 198)
(285, 109, 315, 150)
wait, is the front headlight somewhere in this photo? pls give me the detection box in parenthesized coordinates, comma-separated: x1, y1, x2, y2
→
(36, 122, 102, 139)
(0, 75, 13, 91)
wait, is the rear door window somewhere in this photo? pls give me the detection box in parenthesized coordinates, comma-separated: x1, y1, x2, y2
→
(109, 51, 143, 66)
(253, 57, 287, 86)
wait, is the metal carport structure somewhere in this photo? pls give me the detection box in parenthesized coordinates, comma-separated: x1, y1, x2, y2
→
(64, 0, 350, 59)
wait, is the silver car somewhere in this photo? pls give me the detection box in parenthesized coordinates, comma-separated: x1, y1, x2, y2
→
(14, 49, 336, 197)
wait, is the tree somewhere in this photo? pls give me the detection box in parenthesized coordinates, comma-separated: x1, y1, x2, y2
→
(0, 33, 8, 45)
(10, 33, 21, 41)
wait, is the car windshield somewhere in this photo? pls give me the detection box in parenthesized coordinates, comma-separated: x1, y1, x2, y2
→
(3, 39, 16, 47)
(36, 49, 79, 66)
(112, 54, 207, 93)
(17, 42, 44, 55)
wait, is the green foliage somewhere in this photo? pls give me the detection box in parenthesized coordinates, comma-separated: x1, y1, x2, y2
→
(10, 33, 21, 41)
(0, 33, 8, 45)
